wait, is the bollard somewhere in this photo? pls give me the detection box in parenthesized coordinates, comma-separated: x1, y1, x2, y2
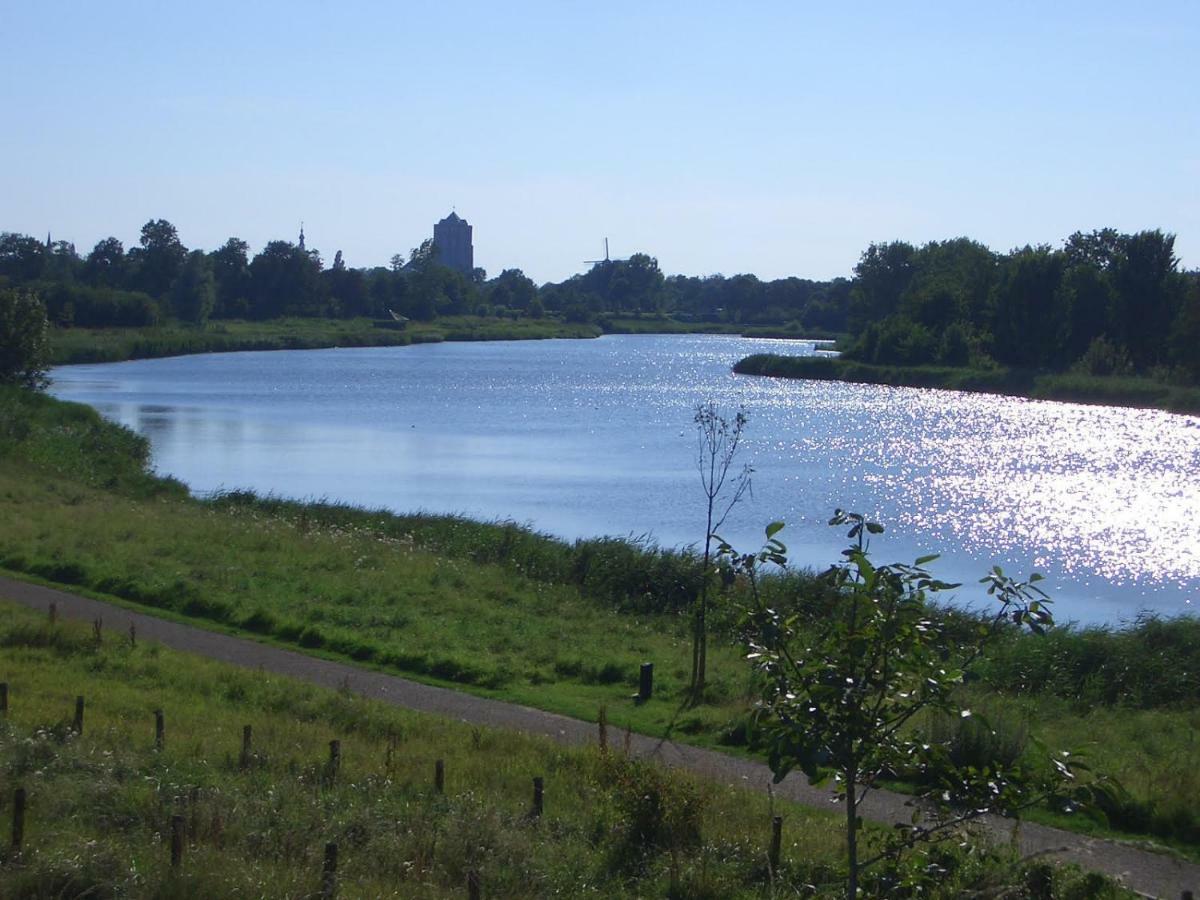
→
(155, 709, 165, 751)
(532, 776, 544, 819)
(74, 696, 85, 734)
(0, 682, 8, 717)
(769, 815, 782, 875)
(637, 662, 653, 702)
(322, 842, 338, 899)
(467, 869, 481, 900)
(170, 814, 184, 868)
(240, 725, 253, 770)
(435, 759, 445, 794)
(11, 787, 25, 853)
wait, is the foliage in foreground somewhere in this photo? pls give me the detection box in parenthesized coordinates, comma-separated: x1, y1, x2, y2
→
(0, 289, 50, 390)
(0, 604, 1133, 899)
(726, 514, 1104, 897)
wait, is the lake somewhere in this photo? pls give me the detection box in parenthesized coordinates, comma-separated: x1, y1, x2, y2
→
(49, 333, 1200, 625)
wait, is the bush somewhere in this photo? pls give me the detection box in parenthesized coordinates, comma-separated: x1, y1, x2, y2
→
(0, 287, 50, 388)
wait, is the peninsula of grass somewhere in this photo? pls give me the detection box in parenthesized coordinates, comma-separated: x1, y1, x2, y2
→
(1, 385, 1199, 859)
(48, 315, 602, 365)
(733, 354, 1200, 416)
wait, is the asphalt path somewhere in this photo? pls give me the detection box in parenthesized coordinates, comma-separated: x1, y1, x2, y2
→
(1, 574, 1195, 898)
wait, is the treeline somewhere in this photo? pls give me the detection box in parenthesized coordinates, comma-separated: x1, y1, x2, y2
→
(843, 230, 1200, 383)
(0, 221, 850, 333)
(0, 221, 545, 327)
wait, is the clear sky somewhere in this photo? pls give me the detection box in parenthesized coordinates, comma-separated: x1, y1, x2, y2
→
(2, 1, 1197, 284)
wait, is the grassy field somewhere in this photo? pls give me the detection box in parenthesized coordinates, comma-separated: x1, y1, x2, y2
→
(1, 603, 1134, 899)
(733, 354, 1200, 416)
(49, 316, 602, 365)
(1, 385, 1198, 861)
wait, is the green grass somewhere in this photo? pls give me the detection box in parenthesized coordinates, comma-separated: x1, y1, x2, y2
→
(0, 603, 1131, 899)
(1, 384, 1198, 859)
(733, 355, 1200, 415)
(48, 316, 601, 365)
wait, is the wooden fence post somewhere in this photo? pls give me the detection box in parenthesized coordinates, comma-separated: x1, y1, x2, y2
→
(328, 740, 341, 782)
(11, 787, 25, 853)
(597, 706, 608, 753)
(48, 602, 56, 625)
(769, 815, 782, 875)
(93, 617, 103, 644)
(74, 696, 85, 734)
(155, 709, 165, 751)
(0, 682, 8, 717)
(170, 814, 184, 868)
(240, 725, 252, 770)
(637, 663, 653, 702)
(129, 621, 137, 647)
(435, 759, 445, 794)
(532, 776, 544, 819)
(467, 869, 481, 900)
(321, 842, 338, 899)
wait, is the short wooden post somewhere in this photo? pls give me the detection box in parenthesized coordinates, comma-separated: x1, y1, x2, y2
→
(0, 682, 8, 717)
(155, 709, 165, 751)
(170, 814, 184, 868)
(74, 695, 85, 734)
(435, 759, 445, 794)
(240, 724, 252, 770)
(597, 705, 608, 753)
(637, 663, 653, 702)
(321, 842, 338, 899)
(93, 617, 103, 644)
(328, 739, 341, 781)
(769, 815, 782, 875)
(11, 787, 25, 853)
(129, 621, 137, 647)
(532, 776, 544, 819)
(467, 869, 481, 900)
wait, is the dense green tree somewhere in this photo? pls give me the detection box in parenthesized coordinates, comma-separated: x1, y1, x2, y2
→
(989, 246, 1068, 367)
(0, 287, 50, 388)
(129, 219, 187, 298)
(0, 233, 46, 282)
(209, 238, 251, 318)
(848, 241, 916, 332)
(248, 240, 325, 319)
(1108, 229, 1182, 369)
(170, 250, 216, 324)
(84, 237, 128, 288)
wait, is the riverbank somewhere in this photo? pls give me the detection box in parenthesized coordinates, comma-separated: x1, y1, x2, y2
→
(733, 354, 1200, 416)
(48, 315, 603, 365)
(2, 384, 1199, 859)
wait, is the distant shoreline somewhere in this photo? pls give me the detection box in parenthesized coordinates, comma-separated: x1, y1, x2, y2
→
(732, 353, 1200, 416)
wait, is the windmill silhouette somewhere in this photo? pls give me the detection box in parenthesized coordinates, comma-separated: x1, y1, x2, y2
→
(584, 238, 627, 266)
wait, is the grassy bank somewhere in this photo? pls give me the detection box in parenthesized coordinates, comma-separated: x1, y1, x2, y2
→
(733, 354, 1200, 415)
(1, 385, 1198, 857)
(49, 316, 602, 365)
(0, 603, 1129, 898)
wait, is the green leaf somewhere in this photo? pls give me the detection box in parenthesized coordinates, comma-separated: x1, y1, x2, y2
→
(866, 522, 884, 534)
(765, 521, 785, 539)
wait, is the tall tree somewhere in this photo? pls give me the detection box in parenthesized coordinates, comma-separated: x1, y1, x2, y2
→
(0, 287, 50, 389)
(0, 233, 46, 282)
(209, 238, 251, 318)
(84, 237, 128, 288)
(170, 250, 216, 324)
(130, 219, 187, 298)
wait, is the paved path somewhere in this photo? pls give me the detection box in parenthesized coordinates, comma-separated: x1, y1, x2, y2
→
(2, 575, 1196, 898)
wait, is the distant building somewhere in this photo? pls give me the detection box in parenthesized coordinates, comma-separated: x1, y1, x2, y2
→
(433, 211, 473, 274)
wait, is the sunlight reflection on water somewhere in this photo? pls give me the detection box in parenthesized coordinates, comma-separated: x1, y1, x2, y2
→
(49, 335, 1200, 624)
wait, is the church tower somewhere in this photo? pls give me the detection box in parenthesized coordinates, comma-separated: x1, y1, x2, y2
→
(432, 212, 473, 274)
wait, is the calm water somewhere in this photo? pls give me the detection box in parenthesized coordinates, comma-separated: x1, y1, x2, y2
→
(49, 334, 1200, 625)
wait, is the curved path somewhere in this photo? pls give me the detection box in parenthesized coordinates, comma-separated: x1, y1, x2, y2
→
(2, 575, 1195, 899)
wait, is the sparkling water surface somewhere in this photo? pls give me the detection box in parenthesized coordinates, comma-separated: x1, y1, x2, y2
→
(49, 334, 1200, 625)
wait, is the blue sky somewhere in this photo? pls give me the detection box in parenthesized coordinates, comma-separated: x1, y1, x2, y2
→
(2, 1, 1197, 283)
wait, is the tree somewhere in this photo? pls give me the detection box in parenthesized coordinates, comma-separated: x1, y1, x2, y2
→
(130, 218, 187, 298)
(0, 232, 46, 282)
(689, 402, 751, 703)
(170, 250, 216, 324)
(85, 237, 128, 288)
(209, 237, 251, 318)
(0, 287, 50, 389)
(723, 513, 1096, 898)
